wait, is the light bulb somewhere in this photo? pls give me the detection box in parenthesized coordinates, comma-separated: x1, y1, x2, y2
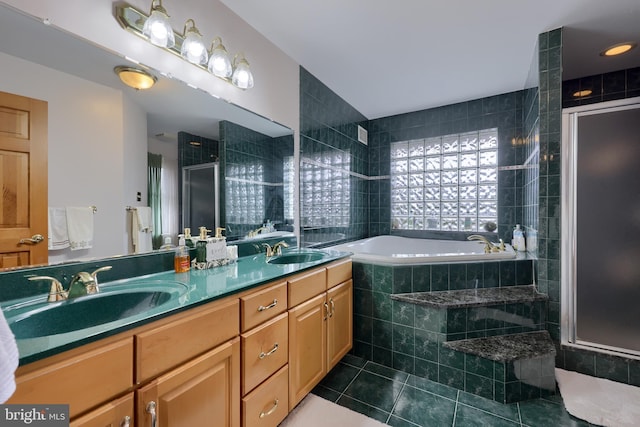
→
(232, 56, 254, 89)
(142, 5, 175, 48)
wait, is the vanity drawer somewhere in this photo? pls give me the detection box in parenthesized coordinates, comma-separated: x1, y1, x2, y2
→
(242, 365, 289, 427)
(326, 258, 352, 289)
(135, 297, 239, 383)
(9, 337, 133, 419)
(241, 312, 288, 395)
(288, 268, 327, 307)
(241, 281, 287, 332)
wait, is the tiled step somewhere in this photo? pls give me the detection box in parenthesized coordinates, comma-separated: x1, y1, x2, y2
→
(442, 331, 557, 403)
(391, 285, 548, 340)
(390, 284, 548, 309)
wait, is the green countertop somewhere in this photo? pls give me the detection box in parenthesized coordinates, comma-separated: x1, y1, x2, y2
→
(2, 248, 351, 365)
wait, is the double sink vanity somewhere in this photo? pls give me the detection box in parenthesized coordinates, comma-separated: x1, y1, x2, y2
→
(2, 247, 353, 427)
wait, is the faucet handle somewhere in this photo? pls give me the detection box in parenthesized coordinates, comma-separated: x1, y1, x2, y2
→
(89, 266, 112, 293)
(28, 276, 68, 302)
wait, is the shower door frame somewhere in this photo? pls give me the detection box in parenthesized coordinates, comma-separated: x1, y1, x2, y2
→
(561, 96, 640, 359)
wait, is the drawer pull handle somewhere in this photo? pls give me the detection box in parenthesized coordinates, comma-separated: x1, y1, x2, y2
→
(146, 401, 157, 427)
(258, 299, 278, 312)
(121, 416, 131, 427)
(330, 299, 335, 317)
(259, 343, 279, 359)
(324, 302, 329, 320)
(259, 399, 279, 418)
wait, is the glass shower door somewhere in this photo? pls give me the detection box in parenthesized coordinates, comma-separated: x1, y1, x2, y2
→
(562, 99, 640, 357)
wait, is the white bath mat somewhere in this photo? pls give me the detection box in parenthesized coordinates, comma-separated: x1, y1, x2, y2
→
(280, 394, 388, 427)
(555, 368, 640, 426)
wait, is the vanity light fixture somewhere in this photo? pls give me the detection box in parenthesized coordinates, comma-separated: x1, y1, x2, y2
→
(114, 66, 157, 90)
(600, 42, 637, 57)
(142, 0, 174, 48)
(208, 37, 233, 78)
(231, 53, 254, 90)
(116, 3, 255, 90)
(180, 19, 208, 65)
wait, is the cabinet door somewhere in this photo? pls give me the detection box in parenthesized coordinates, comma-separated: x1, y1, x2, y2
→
(70, 392, 134, 427)
(137, 337, 240, 427)
(327, 280, 353, 371)
(287, 293, 327, 411)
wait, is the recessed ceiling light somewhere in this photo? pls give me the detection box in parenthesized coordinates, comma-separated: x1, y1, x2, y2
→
(114, 66, 157, 90)
(573, 89, 593, 98)
(600, 42, 637, 57)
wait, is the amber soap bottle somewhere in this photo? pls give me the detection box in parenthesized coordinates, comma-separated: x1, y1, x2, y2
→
(174, 234, 191, 273)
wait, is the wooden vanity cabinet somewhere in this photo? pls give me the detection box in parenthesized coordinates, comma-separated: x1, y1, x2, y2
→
(69, 393, 134, 427)
(287, 259, 352, 410)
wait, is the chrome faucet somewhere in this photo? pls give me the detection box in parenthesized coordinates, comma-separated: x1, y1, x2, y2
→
(28, 266, 113, 302)
(263, 240, 289, 257)
(467, 235, 505, 253)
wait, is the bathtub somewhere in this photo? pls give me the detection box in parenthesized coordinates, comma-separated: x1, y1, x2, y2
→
(330, 235, 516, 265)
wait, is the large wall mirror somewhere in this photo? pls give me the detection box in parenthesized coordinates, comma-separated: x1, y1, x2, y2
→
(0, 3, 294, 270)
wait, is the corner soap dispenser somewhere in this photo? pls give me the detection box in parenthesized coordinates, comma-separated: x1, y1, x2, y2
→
(195, 227, 211, 263)
(206, 227, 227, 262)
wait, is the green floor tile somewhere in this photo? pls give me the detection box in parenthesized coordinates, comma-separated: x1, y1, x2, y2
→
(391, 385, 456, 426)
(365, 361, 410, 382)
(454, 404, 520, 426)
(519, 398, 593, 426)
(343, 370, 404, 412)
(335, 394, 390, 424)
(457, 391, 520, 422)
(318, 362, 360, 393)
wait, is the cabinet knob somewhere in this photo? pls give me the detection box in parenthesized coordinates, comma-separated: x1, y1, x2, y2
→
(121, 415, 131, 427)
(259, 399, 279, 418)
(146, 401, 157, 427)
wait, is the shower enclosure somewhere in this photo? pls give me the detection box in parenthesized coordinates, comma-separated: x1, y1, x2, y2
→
(182, 162, 220, 235)
(561, 97, 640, 358)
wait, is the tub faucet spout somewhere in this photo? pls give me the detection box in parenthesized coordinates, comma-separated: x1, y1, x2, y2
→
(467, 235, 505, 253)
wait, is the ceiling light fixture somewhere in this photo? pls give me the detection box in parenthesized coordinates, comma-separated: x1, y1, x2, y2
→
(572, 89, 593, 98)
(116, 3, 255, 90)
(208, 37, 233, 78)
(600, 42, 637, 57)
(142, 0, 174, 48)
(114, 66, 157, 90)
(180, 19, 208, 65)
(231, 53, 254, 90)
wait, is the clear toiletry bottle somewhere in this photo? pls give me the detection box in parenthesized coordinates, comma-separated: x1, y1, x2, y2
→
(196, 226, 211, 263)
(174, 235, 190, 273)
(184, 227, 195, 248)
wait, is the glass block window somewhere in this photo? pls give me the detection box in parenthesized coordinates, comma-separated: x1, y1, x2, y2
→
(226, 162, 265, 225)
(390, 129, 498, 232)
(283, 156, 294, 221)
(301, 151, 351, 227)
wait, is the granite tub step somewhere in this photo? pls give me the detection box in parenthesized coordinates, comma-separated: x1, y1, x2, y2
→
(442, 330, 556, 362)
(390, 284, 548, 309)
(442, 331, 557, 403)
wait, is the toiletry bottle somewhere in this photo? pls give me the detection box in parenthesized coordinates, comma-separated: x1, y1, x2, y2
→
(206, 227, 227, 262)
(196, 227, 210, 263)
(184, 227, 195, 248)
(513, 224, 526, 252)
(174, 235, 190, 273)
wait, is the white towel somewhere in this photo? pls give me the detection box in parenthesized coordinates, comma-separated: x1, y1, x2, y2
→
(48, 207, 70, 250)
(66, 207, 94, 250)
(131, 207, 153, 253)
(0, 309, 19, 403)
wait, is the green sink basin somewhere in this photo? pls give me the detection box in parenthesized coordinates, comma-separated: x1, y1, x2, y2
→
(267, 252, 327, 265)
(7, 281, 187, 339)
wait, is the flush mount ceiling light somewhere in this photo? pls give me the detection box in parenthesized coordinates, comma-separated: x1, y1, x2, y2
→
(114, 66, 157, 90)
(600, 42, 637, 57)
(231, 53, 254, 90)
(573, 89, 593, 98)
(208, 37, 233, 78)
(180, 19, 208, 65)
(142, 0, 175, 48)
(116, 3, 255, 90)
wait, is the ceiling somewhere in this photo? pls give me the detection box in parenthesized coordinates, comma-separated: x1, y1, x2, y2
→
(221, 0, 640, 119)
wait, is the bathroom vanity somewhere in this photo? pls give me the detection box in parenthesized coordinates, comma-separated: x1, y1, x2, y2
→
(4, 252, 352, 427)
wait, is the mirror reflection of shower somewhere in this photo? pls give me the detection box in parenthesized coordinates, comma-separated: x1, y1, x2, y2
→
(182, 162, 220, 235)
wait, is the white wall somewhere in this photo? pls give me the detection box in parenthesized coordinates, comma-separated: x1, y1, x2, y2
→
(0, 51, 148, 262)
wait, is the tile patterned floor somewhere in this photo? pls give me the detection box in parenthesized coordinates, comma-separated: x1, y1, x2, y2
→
(312, 354, 597, 427)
